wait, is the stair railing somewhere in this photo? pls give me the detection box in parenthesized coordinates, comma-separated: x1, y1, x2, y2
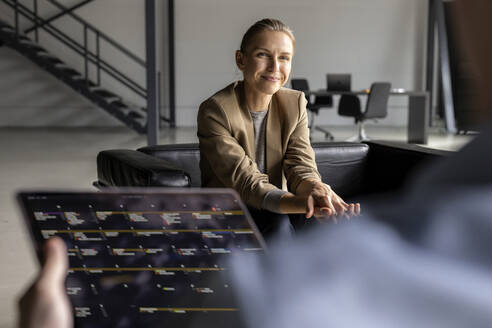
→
(2, 0, 172, 125)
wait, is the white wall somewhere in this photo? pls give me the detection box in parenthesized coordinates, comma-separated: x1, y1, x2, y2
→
(174, 0, 428, 126)
(0, 0, 427, 127)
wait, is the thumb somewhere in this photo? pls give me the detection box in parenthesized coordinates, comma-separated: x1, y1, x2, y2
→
(305, 195, 314, 218)
(39, 237, 68, 287)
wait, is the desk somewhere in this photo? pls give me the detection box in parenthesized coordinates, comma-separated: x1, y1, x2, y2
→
(307, 90, 429, 144)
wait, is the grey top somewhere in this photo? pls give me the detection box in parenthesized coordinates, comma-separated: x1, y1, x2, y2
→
(249, 109, 286, 213)
(249, 110, 268, 173)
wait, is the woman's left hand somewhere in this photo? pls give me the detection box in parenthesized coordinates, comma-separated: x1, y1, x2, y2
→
(305, 182, 360, 222)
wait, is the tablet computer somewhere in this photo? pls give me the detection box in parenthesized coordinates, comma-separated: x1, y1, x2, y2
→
(18, 188, 265, 328)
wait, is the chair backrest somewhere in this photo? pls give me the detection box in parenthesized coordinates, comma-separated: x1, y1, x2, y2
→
(327, 74, 351, 91)
(364, 82, 391, 119)
(338, 95, 362, 118)
(291, 78, 310, 93)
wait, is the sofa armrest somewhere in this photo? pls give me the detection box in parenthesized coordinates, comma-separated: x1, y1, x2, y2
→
(97, 150, 191, 187)
(363, 141, 453, 194)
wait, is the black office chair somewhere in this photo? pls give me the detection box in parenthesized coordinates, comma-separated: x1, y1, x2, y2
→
(338, 82, 391, 141)
(291, 78, 334, 141)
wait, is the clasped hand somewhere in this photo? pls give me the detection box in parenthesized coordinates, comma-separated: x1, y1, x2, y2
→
(305, 182, 360, 222)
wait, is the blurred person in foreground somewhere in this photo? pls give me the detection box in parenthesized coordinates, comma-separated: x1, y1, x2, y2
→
(17, 0, 492, 327)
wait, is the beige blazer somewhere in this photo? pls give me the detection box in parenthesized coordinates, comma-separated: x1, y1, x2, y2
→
(197, 81, 321, 209)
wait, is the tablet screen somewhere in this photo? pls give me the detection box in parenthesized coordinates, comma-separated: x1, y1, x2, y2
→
(18, 189, 265, 328)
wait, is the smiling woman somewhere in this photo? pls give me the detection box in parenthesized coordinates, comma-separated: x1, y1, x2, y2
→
(236, 30, 293, 110)
(197, 18, 359, 240)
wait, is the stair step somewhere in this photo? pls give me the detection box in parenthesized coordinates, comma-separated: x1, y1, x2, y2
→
(0, 25, 15, 32)
(75, 80, 97, 88)
(111, 100, 128, 108)
(54, 63, 71, 69)
(113, 105, 131, 116)
(18, 40, 47, 52)
(17, 35, 31, 41)
(74, 79, 96, 87)
(53, 63, 82, 77)
(36, 54, 64, 65)
(128, 111, 144, 119)
(132, 117, 147, 129)
(0, 20, 13, 27)
(93, 89, 119, 99)
(58, 67, 82, 77)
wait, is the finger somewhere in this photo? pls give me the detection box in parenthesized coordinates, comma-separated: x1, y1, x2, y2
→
(320, 207, 333, 216)
(311, 194, 333, 213)
(346, 203, 355, 217)
(313, 206, 333, 223)
(38, 237, 68, 288)
(315, 212, 337, 224)
(337, 196, 349, 208)
(350, 203, 355, 216)
(355, 203, 361, 216)
(305, 195, 314, 218)
(314, 207, 332, 217)
(343, 205, 352, 219)
(332, 197, 348, 216)
(324, 195, 337, 216)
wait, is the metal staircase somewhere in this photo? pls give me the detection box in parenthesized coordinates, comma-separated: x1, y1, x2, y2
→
(0, 0, 171, 134)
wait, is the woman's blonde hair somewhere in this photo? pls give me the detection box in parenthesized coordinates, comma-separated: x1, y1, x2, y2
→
(239, 18, 295, 53)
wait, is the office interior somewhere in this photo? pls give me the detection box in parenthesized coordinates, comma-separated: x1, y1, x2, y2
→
(0, 0, 477, 326)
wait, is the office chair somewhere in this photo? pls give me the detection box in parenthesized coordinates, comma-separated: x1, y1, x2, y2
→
(326, 73, 360, 140)
(290, 78, 334, 141)
(338, 82, 391, 141)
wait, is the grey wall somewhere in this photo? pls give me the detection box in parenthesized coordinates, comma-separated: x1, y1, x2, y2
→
(0, 0, 427, 127)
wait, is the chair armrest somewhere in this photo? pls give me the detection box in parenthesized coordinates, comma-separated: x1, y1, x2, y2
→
(97, 150, 191, 187)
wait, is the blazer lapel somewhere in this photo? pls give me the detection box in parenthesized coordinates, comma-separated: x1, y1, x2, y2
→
(266, 95, 284, 188)
(235, 82, 255, 159)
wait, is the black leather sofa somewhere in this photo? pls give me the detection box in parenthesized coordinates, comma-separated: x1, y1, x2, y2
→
(96, 141, 452, 200)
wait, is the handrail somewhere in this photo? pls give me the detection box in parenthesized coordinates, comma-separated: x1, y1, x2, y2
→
(25, 0, 94, 34)
(45, 0, 146, 67)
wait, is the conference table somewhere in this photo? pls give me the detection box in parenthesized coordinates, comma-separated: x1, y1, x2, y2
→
(307, 89, 429, 144)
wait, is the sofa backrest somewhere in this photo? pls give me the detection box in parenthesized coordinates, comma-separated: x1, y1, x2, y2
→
(138, 142, 370, 195)
(312, 142, 369, 197)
